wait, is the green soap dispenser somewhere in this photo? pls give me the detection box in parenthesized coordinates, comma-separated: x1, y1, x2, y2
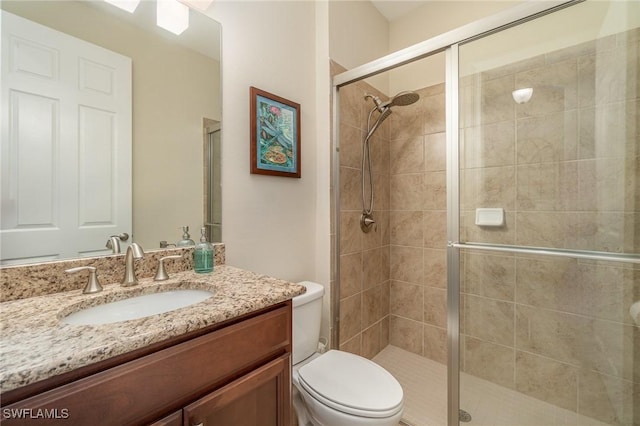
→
(194, 227, 214, 273)
(176, 226, 195, 247)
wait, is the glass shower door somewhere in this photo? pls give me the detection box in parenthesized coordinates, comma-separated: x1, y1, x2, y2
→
(456, 1, 639, 425)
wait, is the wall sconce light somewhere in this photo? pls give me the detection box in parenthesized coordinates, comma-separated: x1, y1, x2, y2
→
(157, 0, 190, 35)
(512, 88, 533, 104)
(104, 0, 140, 13)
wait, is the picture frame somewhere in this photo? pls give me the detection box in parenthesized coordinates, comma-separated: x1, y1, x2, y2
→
(250, 87, 301, 178)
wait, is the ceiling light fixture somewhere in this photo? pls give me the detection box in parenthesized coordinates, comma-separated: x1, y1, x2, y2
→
(512, 88, 533, 104)
(104, 0, 140, 13)
(157, 0, 190, 35)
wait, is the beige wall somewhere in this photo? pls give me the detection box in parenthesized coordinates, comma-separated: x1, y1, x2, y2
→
(206, 2, 325, 287)
(388, 1, 520, 93)
(133, 40, 219, 249)
(329, 0, 390, 94)
(2, 1, 221, 250)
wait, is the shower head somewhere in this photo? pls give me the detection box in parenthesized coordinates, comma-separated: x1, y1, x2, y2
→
(365, 91, 419, 114)
(382, 91, 420, 108)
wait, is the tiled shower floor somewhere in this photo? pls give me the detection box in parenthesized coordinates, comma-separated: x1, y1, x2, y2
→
(373, 346, 610, 426)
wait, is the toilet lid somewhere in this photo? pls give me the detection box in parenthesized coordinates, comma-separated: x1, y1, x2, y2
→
(297, 350, 403, 418)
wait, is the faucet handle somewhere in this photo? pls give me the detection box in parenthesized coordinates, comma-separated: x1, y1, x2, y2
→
(66, 266, 103, 294)
(154, 255, 183, 281)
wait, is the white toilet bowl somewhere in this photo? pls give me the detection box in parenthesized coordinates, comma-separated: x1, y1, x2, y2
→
(291, 281, 404, 426)
(292, 351, 403, 426)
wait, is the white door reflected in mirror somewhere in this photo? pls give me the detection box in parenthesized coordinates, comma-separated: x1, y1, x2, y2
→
(0, 11, 132, 265)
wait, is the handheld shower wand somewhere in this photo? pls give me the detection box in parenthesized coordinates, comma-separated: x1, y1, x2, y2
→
(360, 91, 420, 233)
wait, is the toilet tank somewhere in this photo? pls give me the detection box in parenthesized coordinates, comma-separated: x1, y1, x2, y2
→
(293, 281, 324, 365)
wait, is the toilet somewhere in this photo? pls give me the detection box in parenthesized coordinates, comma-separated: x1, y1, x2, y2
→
(292, 281, 404, 426)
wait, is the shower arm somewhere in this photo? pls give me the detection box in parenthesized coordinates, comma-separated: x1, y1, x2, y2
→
(364, 93, 384, 112)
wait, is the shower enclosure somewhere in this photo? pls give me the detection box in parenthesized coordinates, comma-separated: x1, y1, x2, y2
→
(331, 1, 639, 425)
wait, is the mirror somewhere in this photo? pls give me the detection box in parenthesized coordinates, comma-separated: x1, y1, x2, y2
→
(0, 0, 221, 265)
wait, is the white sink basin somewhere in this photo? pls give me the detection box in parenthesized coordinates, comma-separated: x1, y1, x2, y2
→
(62, 289, 214, 325)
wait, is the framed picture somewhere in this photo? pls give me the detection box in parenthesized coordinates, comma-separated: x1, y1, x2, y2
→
(250, 87, 301, 178)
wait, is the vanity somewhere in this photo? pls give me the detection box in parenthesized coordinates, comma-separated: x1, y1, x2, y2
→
(0, 263, 305, 425)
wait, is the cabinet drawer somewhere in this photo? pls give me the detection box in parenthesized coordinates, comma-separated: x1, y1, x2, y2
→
(2, 304, 291, 425)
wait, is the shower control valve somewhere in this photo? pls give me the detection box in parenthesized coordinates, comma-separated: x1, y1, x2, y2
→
(360, 213, 377, 233)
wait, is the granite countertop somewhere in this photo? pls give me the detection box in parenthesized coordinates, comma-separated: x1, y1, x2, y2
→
(0, 265, 305, 393)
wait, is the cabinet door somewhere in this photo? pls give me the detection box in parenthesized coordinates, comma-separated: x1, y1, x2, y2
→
(183, 354, 290, 426)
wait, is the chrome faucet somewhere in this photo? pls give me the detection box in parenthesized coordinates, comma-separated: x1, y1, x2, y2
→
(121, 243, 144, 287)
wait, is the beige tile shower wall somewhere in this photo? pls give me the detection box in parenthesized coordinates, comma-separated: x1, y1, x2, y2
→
(387, 82, 449, 365)
(332, 61, 390, 360)
(460, 28, 639, 425)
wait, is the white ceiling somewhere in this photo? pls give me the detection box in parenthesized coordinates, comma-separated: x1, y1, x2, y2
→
(370, 1, 428, 22)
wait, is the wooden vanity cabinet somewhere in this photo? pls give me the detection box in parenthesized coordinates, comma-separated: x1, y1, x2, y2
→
(1, 302, 292, 426)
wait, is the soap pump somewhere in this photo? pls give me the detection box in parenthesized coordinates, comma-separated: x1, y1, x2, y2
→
(176, 226, 195, 247)
(194, 227, 214, 273)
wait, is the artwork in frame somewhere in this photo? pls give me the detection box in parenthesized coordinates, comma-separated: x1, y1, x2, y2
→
(250, 87, 301, 178)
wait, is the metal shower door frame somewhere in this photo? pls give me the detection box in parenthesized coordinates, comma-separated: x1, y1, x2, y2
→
(331, 2, 584, 425)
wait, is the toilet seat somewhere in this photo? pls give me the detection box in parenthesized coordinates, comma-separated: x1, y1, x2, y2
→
(297, 350, 403, 419)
